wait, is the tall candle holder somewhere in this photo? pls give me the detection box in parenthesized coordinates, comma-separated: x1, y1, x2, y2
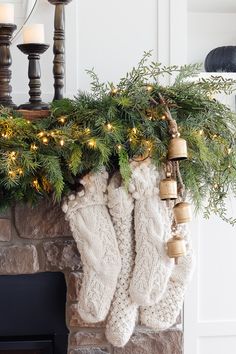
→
(17, 43, 50, 111)
(0, 23, 17, 108)
(48, 0, 72, 101)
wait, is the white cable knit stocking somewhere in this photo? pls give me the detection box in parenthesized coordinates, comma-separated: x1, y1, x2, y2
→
(140, 225, 195, 330)
(105, 173, 138, 347)
(128, 160, 173, 306)
(62, 170, 121, 323)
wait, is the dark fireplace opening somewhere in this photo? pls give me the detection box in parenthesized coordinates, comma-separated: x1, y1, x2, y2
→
(0, 335, 53, 354)
(0, 272, 69, 354)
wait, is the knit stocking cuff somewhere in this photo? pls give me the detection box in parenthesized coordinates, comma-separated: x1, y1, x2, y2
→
(62, 169, 109, 218)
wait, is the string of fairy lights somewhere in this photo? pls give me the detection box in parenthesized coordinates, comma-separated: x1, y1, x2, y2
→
(3, 109, 233, 187)
(1, 111, 159, 191)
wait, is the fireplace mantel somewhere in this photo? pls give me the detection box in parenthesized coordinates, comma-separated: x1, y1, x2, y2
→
(0, 201, 183, 354)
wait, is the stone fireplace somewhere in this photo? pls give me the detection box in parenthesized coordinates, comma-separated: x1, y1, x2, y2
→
(0, 201, 183, 354)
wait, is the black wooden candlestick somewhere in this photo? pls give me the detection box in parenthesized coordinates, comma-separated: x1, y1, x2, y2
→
(0, 24, 17, 109)
(48, 0, 72, 101)
(17, 43, 50, 110)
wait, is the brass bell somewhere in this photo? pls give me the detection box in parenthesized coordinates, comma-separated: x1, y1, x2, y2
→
(168, 137, 188, 161)
(159, 178, 177, 200)
(167, 235, 186, 264)
(173, 202, 192, 224)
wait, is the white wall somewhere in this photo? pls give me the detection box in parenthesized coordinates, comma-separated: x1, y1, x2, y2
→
(75, 0, 158, 91)
(185, 200, 236, 354)
(188, 12, 236, 64)
(188, 0, 236, 14)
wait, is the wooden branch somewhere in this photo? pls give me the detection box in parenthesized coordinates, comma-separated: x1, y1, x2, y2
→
(158, 93, 179, 137)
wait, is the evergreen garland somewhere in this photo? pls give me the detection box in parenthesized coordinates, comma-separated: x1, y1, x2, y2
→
(0, 52, 236, 224)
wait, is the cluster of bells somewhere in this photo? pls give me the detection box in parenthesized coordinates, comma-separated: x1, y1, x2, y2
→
(159, 136, 192, 264)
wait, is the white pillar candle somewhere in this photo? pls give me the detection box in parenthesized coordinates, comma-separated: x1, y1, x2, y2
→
(0, 4, 14, 24)
(23, 24, 45, 44)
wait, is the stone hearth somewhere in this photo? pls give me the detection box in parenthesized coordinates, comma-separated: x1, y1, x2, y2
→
(0, 201, 183, 354)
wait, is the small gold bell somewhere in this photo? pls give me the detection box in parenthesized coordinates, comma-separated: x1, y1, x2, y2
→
(159, 177, 177, 200)
(168, 137, 188, 161)
(173, 202, 192, 224)
(167, 235, 186, 264)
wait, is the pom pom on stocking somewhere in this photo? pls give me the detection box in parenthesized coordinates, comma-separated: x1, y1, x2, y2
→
(105, 173, 138, 347)
(128, 160, 173, 306)
(62, 169, 121, 323)
(140, 224, 195, 330)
